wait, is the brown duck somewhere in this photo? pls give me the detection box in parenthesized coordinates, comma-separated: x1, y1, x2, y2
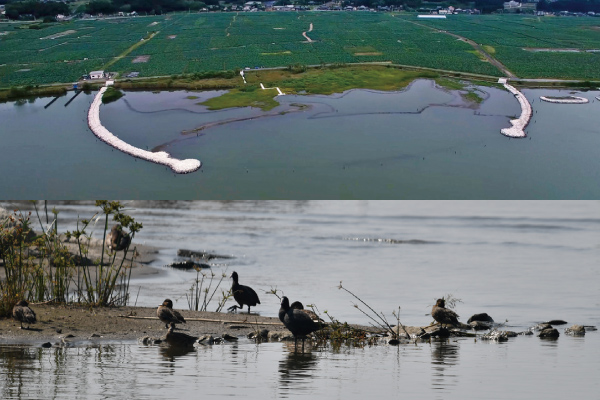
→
(157, 299, 186, 329)
(13, 300, 37, 329)
(107, 225, 131, 252)
(431, 298, 460, 328)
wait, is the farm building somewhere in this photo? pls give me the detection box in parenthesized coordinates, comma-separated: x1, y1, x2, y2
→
(89, 70, 105, 79)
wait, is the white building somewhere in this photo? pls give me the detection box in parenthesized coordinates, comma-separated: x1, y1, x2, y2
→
(89, 70, 105, 79)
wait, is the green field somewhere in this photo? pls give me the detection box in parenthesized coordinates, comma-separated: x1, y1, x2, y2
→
(1, 12, 599, 87)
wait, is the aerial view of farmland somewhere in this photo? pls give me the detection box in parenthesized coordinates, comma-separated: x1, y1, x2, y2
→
(1, 11, 599, 88)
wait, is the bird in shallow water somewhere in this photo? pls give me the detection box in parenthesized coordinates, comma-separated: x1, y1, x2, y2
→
(431, 298, 460, 329)
(157, 299, 186, 329)
(165, 326, 198, 347)
(12, 300, 37, 330)
(228, 271, 260, 314)
(279, 296, 324, 350)
(106, 225, 131, 252)
(290, 301, 323, 323)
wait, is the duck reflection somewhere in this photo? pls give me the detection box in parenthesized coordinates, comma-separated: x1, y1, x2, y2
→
(158, 344, 196, 362)
(430, 340, 460, 391)
(278, 346, 319, 393)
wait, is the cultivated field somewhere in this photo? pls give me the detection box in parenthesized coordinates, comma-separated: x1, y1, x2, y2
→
(0, 12, 599, 87)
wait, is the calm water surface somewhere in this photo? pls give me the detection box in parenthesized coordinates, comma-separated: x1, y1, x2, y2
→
(1, 201, 599, 398)
(2, 82, 600, 198)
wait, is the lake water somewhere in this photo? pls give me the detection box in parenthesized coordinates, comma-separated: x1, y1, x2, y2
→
(1, 200, 599, 399)
(2, 81, 600, 199)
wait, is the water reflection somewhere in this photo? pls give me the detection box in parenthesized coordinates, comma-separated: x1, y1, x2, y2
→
(430, 340, 460, 392)
(158, 344, 196, 362)
(278, 346, 319, 396)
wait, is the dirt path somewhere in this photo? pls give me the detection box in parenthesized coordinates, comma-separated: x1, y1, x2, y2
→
(302, 23, 314, 43)
(403, 19, 516, 78)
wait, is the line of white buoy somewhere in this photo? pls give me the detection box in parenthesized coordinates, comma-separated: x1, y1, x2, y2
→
(87, 86, 201, 174)
(540, 96, 589, 104)
(500, 83, 531, 138)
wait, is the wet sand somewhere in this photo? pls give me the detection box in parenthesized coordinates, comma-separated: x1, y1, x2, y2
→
(0, 303, 433, 346)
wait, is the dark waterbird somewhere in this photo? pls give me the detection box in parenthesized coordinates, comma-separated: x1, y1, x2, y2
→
(431, 298, 460, 328)
(157, 299, 186, 329)
(12, 300, 37, 329)
(279, 297, 324, 350)
(290, 301, 323, 323)
(228, 271, 260, 314)
(107, 225, 131, 252)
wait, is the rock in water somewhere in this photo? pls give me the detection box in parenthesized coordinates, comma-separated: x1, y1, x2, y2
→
(467, 313, 494, 324)
(564, 325, 585, 336)
(539, 327, 560, 339)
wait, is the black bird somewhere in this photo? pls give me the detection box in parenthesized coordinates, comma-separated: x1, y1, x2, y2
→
(165, 326, 198, 347)
(279, 296, 324, 350)
(12, 300, 37, 329)
(290, 301, 323, 323)
(431, 298, 460, 328)
(228, 271, 260, 313)
(107, 225, 131, 252)
(157, 299, 186, 329)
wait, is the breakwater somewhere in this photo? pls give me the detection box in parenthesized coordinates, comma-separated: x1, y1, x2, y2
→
(540, 96, 588, 104)
(87, 87, 201, 174)
(500, 83, 531, 138)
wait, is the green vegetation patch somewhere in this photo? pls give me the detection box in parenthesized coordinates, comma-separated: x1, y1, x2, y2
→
(435, 77, 466, 91)
(102, 87, 124, 104)
(463, 90, 484, 104)
(200, 84, 280, 111)
(279, 66, 438, 95)
(261, 51, 292, 56)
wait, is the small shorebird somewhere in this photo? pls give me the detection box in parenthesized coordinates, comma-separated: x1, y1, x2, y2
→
(279, 296, 324, 350)
(431, 298, 460, 328)
(157, 299, 186, 329)
(107, 225, 131, 252)
(12, 300, 37, 330)
(228, 271, 260, 314)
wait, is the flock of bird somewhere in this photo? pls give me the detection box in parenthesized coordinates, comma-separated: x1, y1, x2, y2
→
(11, 271, 461, 349)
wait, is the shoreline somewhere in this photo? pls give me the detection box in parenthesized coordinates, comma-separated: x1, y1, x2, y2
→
(0, 303, 431, 346)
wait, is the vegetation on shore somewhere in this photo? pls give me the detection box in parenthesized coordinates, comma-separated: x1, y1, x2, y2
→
(0, 201, 142, 318)
(102, 87, 124, 104)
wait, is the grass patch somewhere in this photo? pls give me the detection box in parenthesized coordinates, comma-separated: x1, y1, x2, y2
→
(435, 77, 466, 91)
(467, 50, 488, 62)
(186, 95, 199, 99)
(463, 90, 484, 104)
(483, 45, 496, 55)
(200, 84, 280, 111)
(261, 51, 292, 56)
(277, 65, 438, 95)
(102, 87, 124, 104)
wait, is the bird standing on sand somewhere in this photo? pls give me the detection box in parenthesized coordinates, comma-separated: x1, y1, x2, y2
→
(228, 271, 260, 314)
(431, 298, 460, 328)
(12, 300, 37, 330)
(165, 326, 198, 347)
(279, 296, 324, 350)
(107, 225, 131, 252)
(157, 299, 186, 329)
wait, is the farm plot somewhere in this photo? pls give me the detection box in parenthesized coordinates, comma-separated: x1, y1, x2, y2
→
(409, 14, 600, 79)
